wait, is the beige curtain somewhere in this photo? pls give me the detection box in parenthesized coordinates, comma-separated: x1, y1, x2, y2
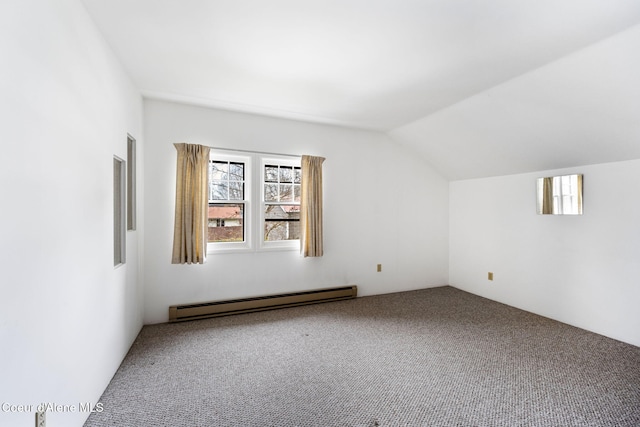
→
(542, 177, 554, 214)
(300, 155, 325, 257)
(171, 143, 210, 264)
(575, 174, 583, 214)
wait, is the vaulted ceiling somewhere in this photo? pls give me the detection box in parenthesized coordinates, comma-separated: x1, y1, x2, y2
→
(82, 0, 640, 179)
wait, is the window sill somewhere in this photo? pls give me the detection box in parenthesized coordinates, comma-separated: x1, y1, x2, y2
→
(259, 244, 300, 252)
(207, 241, 300, 254)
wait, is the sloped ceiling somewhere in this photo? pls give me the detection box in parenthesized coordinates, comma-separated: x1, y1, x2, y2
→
(81, 0, 640, 179)
(391, 24, 640, 180)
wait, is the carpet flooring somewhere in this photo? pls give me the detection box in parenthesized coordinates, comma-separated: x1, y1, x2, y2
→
(84, 286, 640, 426)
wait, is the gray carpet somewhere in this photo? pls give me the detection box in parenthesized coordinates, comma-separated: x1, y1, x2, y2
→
(84, 286, 640, 426)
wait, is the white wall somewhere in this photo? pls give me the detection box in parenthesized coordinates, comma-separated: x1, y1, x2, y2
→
(450, 160, 640, 347)
(143, 99, 449, 324)
(0, 1, 143, 426)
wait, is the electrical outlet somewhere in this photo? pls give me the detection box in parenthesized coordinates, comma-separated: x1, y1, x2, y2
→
(36, 410, 46, 427)
(377, 264, 382, 272)
(488, 272, 494, 281)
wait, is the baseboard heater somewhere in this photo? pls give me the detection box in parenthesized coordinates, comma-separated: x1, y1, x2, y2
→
(168, 285, 357, 322)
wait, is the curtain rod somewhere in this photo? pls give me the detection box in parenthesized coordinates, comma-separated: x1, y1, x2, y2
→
(207, 145, 301, 159)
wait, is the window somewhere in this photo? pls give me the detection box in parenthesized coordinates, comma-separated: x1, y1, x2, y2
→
(554, 174, 581, 214)
(263, 162, 301, 243)
(207, 150, 300, 252)
(536, 174, 583, 215)
(207, 154, 250, 250)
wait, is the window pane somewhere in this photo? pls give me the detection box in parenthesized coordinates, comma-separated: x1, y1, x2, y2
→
(210, 182, 228, 200)
(229, 181, 244, 200)
(264, 204, 300, 241)
(280, 184, 293, 201)
(265, 165, 278, 182)
(208, 203, 244, 242)
(279, 166, 293, 183)
(229, 162, 244, 180)
(265, 183, 278, 201)
(294, 184, 300, 202)
(210, 161, 228, 180)
(210, 159, 245, 203)
(294, 167, 301, 183)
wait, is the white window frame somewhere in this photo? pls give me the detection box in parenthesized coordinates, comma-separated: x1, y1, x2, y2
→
(259, 156, 301, 251)
(207, 152, 252, 253)
(207, 150, 301, 254)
